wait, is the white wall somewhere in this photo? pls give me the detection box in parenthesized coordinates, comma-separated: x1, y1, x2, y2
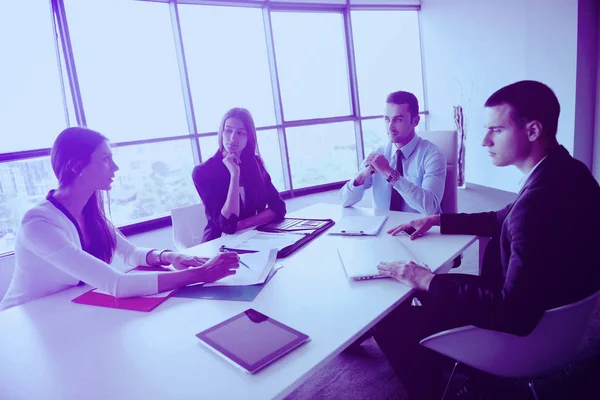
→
(575, 0, 599, 173)
(420, 0, 578, 192)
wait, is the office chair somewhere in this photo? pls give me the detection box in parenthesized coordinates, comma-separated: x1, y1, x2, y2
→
(418, 130, 462, 268)
(417, 130, 458, 213)
(420, 290, 600, 400)
(171, 203, 207, 251)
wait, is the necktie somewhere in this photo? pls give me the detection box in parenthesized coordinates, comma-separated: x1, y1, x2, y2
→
(389, 149, 404, 211)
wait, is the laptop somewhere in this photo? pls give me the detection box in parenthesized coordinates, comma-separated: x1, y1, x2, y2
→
(337, 236, 418, 281)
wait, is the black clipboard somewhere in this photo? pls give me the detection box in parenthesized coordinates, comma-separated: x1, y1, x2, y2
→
(256, 217, 335, 258)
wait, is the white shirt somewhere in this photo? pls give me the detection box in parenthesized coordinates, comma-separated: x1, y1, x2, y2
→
(0, 199, 159, 310)
(518, 156, 548, 191)
(340, 135, 447, 215)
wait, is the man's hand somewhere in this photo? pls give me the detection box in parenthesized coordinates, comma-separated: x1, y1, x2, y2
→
(377, 261, 434, 290)
(387, 214, 440, 240)
(353, 165, 375, 186)
(365, 153, 393, 176)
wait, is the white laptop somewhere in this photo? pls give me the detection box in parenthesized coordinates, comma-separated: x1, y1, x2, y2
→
(337, 236, 418, 281)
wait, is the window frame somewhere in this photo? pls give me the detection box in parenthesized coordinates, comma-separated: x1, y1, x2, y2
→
(0, 0, 426, 257)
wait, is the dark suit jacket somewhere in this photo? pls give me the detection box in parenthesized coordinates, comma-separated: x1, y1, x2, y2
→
(192, 150, 286, 242)
(426, 145, 600, 336)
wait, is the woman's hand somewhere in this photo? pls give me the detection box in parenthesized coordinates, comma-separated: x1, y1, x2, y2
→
(196, 252, 239, 283)
(166, 253, 209, 271)
(377, 261, 434, 290)
(222, 152, 241, 177)
(387, 214, 440, 239)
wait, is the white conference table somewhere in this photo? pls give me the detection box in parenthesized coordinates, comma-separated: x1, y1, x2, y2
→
(0, 204, 477, 400)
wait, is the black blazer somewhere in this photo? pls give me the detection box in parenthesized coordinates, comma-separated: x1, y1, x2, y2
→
(427, 145, 600, 336)
(192, 151, 287, 242)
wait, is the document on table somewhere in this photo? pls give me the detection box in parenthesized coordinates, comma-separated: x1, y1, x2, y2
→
(204, 249, 278, 287)
(229, 231, 302, 253)
(328, 216, 388, 236)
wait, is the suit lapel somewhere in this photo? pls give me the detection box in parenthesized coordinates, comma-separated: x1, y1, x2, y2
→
(504, 146, 566, 219)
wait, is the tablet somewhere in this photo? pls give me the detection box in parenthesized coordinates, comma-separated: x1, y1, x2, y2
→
(196, 309, 310, 374)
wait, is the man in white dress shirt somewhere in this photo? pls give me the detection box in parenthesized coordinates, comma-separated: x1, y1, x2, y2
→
(340, 91, 446, 215)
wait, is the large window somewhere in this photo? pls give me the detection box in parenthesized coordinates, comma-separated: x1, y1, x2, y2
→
(256, 130, 285, 191)
(271, 12, 351, 121)
(64, 0, 188, 141)
(286, 122, 356, 188)
(0, 2, 66, 255)
(0, 2, 66, 153)
(0, 0, 425, 256)
(109, 140, 197, 225)
(352, 10, 424, 117)
(179, 5, 276, 132)
(64, 0, 199, 226)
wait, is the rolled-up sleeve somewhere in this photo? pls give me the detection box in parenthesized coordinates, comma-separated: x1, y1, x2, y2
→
(393, 150, 446, 215)
(340, 176, 372, 207)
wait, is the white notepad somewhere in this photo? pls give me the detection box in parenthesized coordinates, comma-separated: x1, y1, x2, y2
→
(337, 236, 418, 281)
(204, 249, 278, 287)
(328, 216, 388, 236)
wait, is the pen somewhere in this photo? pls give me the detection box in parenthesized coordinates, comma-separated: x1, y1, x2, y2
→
(219, 246, 258, 254)
(220, 247, 251, 269)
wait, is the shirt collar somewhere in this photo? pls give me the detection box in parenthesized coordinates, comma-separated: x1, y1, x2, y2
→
(394, 134, 420, 159)
(518, 156, 547, 190)
(46, 190, 87, 251)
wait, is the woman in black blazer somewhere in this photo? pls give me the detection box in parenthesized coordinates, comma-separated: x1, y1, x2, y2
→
(192, 108, 286, 242)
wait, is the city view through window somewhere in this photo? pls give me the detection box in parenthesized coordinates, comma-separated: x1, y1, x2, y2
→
(0, 1, 425, 255)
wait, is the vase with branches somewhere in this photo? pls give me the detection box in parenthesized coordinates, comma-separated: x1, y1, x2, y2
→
(453, 105, 467, 188)
(451, 78, 473, 189)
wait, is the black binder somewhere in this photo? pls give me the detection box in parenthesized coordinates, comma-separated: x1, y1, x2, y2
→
(256, 217, 335, 258)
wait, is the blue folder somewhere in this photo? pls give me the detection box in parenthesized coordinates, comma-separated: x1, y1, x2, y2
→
(172, 266, 282, 302)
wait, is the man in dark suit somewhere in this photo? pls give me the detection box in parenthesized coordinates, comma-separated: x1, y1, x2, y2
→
(373, 80, 600, 400)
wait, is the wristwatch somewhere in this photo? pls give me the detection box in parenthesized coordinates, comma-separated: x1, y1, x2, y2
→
(386, 169, 400, 184)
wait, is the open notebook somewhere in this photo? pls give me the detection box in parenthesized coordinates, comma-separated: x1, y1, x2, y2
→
(337, 236, 419, 281)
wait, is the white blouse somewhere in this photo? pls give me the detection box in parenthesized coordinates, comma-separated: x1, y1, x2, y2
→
(0, 199, 159, 310)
